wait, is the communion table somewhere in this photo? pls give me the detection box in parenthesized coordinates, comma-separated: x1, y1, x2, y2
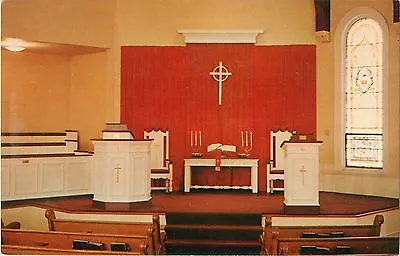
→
(184, 158, 259, 193)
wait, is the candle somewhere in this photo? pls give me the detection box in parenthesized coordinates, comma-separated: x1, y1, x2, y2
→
(190, 131, 193, 147)
(245, 131, 248, 147)
(241, 131, 244, 147)
(250, 132, 253, 148)
(195, 130, 198, 146)
(199, 131, 202, 146)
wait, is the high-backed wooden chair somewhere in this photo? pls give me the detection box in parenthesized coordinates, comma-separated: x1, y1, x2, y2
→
(144, 129, 173, 192)
(267, 129, 296, 193)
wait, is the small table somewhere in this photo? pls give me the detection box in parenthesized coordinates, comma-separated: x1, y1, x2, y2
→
(184, 158, 259, 193)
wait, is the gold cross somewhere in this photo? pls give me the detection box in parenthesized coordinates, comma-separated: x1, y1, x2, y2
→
(299, 165, 307, 185)
(115, 164, 122, 183)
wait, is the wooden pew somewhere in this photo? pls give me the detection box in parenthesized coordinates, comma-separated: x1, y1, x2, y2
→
(1, 219, 21, 229)
(274, 236, 399, 255)
(1, 228, 153, 255)
(1, 244, 144, 255)
(45, 208, 165, 254)
(261, 215, 384, 255)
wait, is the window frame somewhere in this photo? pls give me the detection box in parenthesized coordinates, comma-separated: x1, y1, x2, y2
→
(334, 7, 389, 173)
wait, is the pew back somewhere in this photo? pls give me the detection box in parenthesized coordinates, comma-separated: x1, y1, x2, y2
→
(1, 244, 142, 255)
(262, 215, 384, 254)
(276, 236, 399, 255)
(45, 209, 164, 254)
(1, 228, 153, 255)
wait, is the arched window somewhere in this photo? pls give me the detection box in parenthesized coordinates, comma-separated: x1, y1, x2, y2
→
(343, 16, 384, 169)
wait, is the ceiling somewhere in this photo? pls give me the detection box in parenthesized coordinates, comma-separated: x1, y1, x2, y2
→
(1, 38, 108, 56)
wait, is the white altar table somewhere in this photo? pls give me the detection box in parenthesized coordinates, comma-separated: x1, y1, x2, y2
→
(184, 158, 259, 193)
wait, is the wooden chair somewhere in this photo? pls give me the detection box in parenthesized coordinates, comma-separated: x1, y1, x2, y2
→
(144, 129, 173, 192)
(267, 129, 296, 193)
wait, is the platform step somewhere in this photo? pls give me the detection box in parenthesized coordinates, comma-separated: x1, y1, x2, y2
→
(165, 212, 262, 255)
(165, 239, 261, 255)
(166, 238, 260, 246)
(165, 212, 261, 226)
(165, 224, 262, 240)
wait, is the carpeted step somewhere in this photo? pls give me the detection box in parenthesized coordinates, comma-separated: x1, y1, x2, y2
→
(166, 212, 261, 226)
(165, 224, 262, 240)
(165, 212, 262, 255)
(165, 239, 261, 255)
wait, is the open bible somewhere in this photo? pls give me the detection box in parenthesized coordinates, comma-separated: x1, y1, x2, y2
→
(207, 143, 236, 153)
(207, 144, 236, 171)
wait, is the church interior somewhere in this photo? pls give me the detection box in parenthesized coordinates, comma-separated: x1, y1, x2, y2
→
(1, 0, 400, 255)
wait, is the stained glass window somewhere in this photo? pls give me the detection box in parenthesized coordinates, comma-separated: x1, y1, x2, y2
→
(344, 18, 383, 169)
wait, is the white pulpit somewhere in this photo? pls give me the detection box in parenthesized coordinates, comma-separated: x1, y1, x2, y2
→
(281, 135, 322, 214)
(91, 123, 152, 210)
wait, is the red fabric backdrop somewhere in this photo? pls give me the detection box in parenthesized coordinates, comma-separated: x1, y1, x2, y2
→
(121, 44, 316, 192)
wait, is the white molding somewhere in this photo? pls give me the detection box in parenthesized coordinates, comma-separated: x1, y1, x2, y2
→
(177, 29, 263, 44)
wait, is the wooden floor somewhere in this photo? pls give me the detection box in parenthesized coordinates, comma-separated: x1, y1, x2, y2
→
(2, 191, 398, 216)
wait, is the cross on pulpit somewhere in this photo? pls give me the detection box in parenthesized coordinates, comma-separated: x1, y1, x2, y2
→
(115, 164, 122, 183)
(299, 165, 307, 185)
(209, 61, 232, 105)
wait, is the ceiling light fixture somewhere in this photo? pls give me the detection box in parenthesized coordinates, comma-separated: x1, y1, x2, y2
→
(2, 38, 26, 52)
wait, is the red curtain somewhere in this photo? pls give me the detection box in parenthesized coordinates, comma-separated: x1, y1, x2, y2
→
(121, 44, 316, 192)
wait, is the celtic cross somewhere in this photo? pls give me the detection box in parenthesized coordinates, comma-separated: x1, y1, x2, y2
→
(209, 61, 232, 105)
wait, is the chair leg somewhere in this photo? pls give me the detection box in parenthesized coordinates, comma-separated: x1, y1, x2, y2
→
(269, 179, 274, 194)
(165, 179, 169, 192)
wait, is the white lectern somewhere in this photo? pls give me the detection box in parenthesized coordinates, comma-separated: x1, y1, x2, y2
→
(281, 135, 322, 214)
(91, 123, 153, 210)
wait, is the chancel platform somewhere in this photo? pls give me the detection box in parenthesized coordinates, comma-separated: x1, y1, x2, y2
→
(2, 191, 398, 216)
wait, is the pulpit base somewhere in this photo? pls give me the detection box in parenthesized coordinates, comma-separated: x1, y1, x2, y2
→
(284, 204, 320, 215)
(92, 200, 152, 211)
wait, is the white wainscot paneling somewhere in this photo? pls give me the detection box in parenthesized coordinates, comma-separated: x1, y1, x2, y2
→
(2, 155, 92, 201)
(66, 158, 90, 192)
(14, 162, 39, 196)
(1, 161, 11, 197)
(42, 161, 65, 193)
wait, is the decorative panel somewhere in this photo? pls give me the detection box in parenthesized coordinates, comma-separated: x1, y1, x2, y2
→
(1, 162, 10, 196)
(14, 163, 39, 195)
(66, 161, 90, 192)
(42, 162, 65, 193)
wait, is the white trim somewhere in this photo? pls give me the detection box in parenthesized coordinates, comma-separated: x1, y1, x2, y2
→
(334, 7, 389, 172)
(177, 29, 264, 44)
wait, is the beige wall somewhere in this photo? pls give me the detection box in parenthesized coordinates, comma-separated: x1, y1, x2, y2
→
(1, 50, 71, 132)
(1, 0, 116, 150)
(317, 0, 400, 198)
(69, 52, 109, 151)
(115, 0, 315, 46)
(2, 0, 115, 48)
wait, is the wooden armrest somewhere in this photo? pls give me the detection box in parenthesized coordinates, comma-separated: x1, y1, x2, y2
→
(270, 169, 284, 174)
